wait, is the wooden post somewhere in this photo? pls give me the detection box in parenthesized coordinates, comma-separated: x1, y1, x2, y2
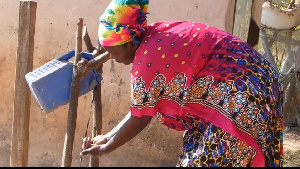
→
(61, 18, 83, 167)
(88, 74, 103, 167)
(82, 26, 105, 167)
(232, 0, 263, 49)
(232, 0, 253, 42)
(89, 48, 105, 167)
(10, 1, 37, 167)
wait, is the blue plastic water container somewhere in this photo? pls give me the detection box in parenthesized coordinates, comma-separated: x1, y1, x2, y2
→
(25, 50, 101, 113)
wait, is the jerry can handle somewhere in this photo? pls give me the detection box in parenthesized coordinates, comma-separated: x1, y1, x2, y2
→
(57, 50, 94, 61)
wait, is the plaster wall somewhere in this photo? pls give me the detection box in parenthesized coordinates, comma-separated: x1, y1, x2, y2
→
(0, 0, 234, 167)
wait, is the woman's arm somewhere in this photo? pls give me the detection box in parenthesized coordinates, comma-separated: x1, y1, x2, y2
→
(80, 111, 152, 156)
(104, 111, 131, 140)
(105, 112, 152, 152)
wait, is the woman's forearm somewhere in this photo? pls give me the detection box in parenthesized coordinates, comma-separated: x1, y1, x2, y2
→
(104, 112, 131, 140)
(103, 112, 152, 154)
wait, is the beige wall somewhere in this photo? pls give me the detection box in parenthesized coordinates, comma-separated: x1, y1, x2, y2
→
(0, 0, 234, 167)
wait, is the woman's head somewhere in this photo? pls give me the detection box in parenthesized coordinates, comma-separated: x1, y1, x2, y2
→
(102, 41, 139, 65)
(98, 0, 149, 46)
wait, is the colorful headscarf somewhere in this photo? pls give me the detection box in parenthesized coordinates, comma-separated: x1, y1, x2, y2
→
(98, 0, 149, 46)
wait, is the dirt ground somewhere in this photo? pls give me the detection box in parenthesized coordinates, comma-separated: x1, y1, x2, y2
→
(283, 127, 300, 167)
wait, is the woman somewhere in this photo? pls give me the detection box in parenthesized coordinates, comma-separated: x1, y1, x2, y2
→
(80, 0, 284, 167)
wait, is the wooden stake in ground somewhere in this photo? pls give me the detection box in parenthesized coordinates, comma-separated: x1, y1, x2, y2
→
(61, 18, 83, 167)
(82, 26, 105, 167)
(10, 1, 37, 167)
(89, 54, 104, 167)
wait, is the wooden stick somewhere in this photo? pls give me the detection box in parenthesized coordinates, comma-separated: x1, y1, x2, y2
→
(82, 26, 105, 167)
(91, 48, 105, 167)
(61, 18, 83, 167)
(10, 1, 37, 167)
(84, 52, 110, 75)
(82, 26, 95, 53)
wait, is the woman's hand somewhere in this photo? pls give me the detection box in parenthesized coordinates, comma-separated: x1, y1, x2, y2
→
(79, 144, 107, 157)
(80, 135, 108, 156)
(79, 112, 152, 158)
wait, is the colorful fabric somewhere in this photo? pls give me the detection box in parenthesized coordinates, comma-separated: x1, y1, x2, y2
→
(130, 21, 284, 167)
(176, 117, 256, 167)
(98, 0, 149, 46)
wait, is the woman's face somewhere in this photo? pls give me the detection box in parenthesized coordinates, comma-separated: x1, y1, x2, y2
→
(103, 42, 138, 65)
